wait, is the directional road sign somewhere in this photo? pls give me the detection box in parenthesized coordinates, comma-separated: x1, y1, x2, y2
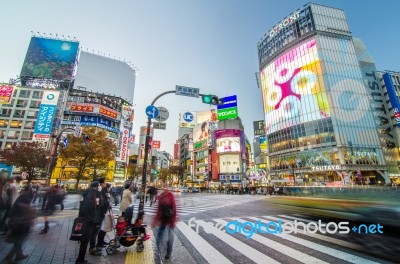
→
(153, 122, 166, 130)
(146, 105, 159, 119)
(175, 85, 200, 98)
(155, 107, 169, 122)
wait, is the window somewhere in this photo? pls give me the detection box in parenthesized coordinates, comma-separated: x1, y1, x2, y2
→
(10, 120, 22, 128)
(0, 108, 11, 117)
(13, 110, 25, 118)
(21, 131, 33, 140)
(7, 130, 20, 139)
(30, 101, 41, 108)
(27, 110, 37, 118)
(25, 121, 35, 129)
(19, 90, 31, 98)
(0, 120, 8, 127)
(16, 100, 27, 108)
(32, 91, 43, 99)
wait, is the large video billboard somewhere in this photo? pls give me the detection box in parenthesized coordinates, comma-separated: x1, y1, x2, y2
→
(260, 38, 330, 134)
(383, 73, 400, 127)
(20, 37, 79, 81)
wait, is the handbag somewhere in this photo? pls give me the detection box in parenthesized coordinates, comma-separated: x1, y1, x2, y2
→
(100, 211, 113, 232)
(70, 217, 89, 242)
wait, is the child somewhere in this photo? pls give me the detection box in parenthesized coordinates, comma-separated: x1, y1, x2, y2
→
(116, 215, 127, 236)
(132, 210, 150, 240)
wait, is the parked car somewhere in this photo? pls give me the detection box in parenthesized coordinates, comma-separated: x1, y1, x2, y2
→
(180, 187, 188, 193)
(190, 187, 199, 193)
(172, 188, 181, 192)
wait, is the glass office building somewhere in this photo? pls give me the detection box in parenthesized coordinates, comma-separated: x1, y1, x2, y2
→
(257, 3, 389, 185)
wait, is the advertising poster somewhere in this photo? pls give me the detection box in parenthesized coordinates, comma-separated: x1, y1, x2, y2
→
(179, 111, 197, 128)
(32, 90, 60, 147)
(115, 106, 133, 163)
(260, 38, 330, 134)
(217, 95, 238, 121)
(0, 85, 14, 104)
(20, 37, 79, 81)
(216, 137, 241, 153)
(152, 140, 161, 149)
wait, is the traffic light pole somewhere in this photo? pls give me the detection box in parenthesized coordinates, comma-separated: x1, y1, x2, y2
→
(139, 90, 176, 213)
(46, 127, 75, 185)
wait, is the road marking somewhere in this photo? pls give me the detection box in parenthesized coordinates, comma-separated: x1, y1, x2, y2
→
(249, 216, 380, 264)
(193, 219, 280, 264)
(176, 221, 233, 264)
(215, 218, 329, 264)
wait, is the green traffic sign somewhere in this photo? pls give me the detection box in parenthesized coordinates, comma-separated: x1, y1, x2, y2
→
(217, 106, 238, 120)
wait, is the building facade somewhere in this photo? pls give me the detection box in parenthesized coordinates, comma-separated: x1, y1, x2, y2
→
(258, 3, 389, 185)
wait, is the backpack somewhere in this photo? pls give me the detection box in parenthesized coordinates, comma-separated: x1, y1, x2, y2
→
(160, 197, 173, 219)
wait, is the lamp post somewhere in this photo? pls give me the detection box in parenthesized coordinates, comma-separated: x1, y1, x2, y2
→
(139, 90, 175, 212)
(46, 127, 75, 185)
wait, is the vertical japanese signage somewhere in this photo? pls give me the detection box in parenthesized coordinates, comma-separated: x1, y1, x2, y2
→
(383, 72, 400, 127)
(0, 85, 14, 104)
(32, 90, 60, 146)
(116, 105, 133, 163)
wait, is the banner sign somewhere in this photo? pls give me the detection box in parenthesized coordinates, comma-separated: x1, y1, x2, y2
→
(253, 120, 265, 136)
(0, 85, 14, 104)
(383, 72, 400, 127)
(99, 106, 118, 119)
(70, 104, 94, 113)
(152, 140, 161, 149)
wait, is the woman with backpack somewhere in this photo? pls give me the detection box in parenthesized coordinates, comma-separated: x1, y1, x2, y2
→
(152, 187, 177, 260)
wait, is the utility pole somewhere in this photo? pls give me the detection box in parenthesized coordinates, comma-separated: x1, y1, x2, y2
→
(46, 127, 75, 185)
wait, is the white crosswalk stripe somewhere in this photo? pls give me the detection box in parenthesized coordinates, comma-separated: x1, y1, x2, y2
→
(174, 215, 384, 264)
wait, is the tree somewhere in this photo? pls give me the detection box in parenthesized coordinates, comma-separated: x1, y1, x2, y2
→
(59, 127, 117, 189)
(165, 165, 184, 185)
(0, 142, 48, 183)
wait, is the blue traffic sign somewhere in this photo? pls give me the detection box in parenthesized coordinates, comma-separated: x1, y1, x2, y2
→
(146, 105, 159, 119)
(183, 112, 194, 122)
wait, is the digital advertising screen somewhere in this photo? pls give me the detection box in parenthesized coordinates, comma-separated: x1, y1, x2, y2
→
(216, 137, 241, 153)
(260, 38, 330, 134)
(20, 37, 79, 81)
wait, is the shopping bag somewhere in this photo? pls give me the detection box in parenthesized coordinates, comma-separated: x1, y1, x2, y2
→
(100, 212, 113, 232)
(70, 217, 89, 241)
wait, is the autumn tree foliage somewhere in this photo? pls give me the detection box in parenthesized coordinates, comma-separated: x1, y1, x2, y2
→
(59, 127, 117, 188)
(0, 142, 48, 183)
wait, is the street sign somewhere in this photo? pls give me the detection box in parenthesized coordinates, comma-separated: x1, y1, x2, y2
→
(146, 105, 159, 119)
(155, 107, 169, 122)
(175, 85, 200, 98)
(73, 125, 82, 137)
(153, 122, 166, 130)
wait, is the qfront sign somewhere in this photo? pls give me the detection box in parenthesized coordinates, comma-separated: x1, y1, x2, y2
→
(311, 165, 341, 172)
(268, 11, 300, 38)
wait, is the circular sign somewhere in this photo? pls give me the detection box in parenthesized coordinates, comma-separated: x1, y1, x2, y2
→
(21, 171, 29, 179)
(145, 105, 159, 119)
(183, 112, 194, 122)
(155, 107, 169, 122)
(46, 94, 55, 100)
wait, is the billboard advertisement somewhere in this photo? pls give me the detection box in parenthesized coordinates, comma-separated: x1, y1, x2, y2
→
(383, 73, 400, 127)
(116, 106, 133, 163)
(216, 137, 241, 153)
(179, 111, 197, 128)
(152, 140, 161, 149)
(32, 90, 60, 147)
(260, 38, 329, 134)
(217, 95, 238, 121)
(219, 154, 242, 174)
(74, 51, 136, 102)
(253, 120, 265, 136)
(0, 85, 14, 104)
(193, 121, 209, 143)
(20, 37, 79, 81)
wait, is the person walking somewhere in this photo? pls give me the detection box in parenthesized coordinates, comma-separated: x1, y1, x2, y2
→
(119, 183, 132, 216)
(75, 181, 102, 264)
(2, 186, 36, 263)
(96, 181, 111, 248)
(39, 185, 63, 234)
(152, 186, 177, 260)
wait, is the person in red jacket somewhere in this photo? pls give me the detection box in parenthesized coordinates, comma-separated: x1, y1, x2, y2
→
(152, 186, 177, 260)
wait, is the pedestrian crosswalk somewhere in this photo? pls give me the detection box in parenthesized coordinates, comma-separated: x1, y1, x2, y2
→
(111, 194, 266, 218)
(173, 214, 388, 264)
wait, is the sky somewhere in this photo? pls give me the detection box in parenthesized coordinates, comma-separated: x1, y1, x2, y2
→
(1, 0, 399, 154)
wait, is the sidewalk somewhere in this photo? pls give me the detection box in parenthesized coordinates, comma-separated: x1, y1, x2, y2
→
(0, 209, 157, 264)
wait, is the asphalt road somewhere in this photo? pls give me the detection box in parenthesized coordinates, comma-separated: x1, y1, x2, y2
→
(59, 193, 399, 264)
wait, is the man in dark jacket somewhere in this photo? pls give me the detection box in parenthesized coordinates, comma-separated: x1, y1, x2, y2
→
(2, 186, 36, 263)
(96, 179, 111, 248)
(76, 181, 102, 264)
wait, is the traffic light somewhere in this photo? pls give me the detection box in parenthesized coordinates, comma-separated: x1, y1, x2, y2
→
(201, 94, 224, 105)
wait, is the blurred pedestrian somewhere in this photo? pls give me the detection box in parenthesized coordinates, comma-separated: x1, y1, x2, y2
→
(152, 186, 177, 260)
(76, 181, 102, 263)
(39, 185, 64, 234)
(0, 176, 22, 234)
(2, 186, 36, 263)
(119, 183, 132, 216)
(96, 180, 111, 248)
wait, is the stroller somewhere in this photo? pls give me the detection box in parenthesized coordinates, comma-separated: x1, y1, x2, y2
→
(106, 206, 146, 255)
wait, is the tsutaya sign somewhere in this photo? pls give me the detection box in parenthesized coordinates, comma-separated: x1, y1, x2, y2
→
(311, 165, 341, 172)
(269, 11, 300, 38)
